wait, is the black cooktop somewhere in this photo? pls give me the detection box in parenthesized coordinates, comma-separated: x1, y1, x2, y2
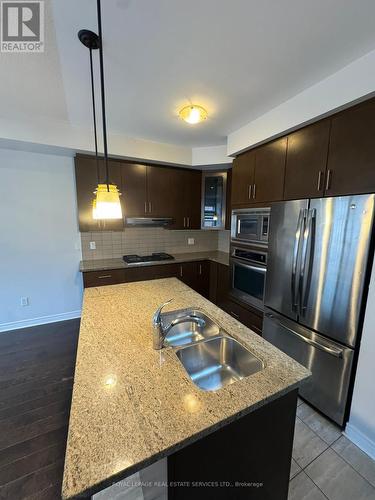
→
(123, 252, 175, 265)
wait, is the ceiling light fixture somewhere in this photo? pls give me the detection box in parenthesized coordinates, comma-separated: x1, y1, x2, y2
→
(179, 105, 208, 125)
(78, 0, 122, 220)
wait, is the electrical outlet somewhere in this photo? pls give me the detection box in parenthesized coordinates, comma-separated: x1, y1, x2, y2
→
(188, 238, 195, 245)
(89, 241, 96, 250)
(20, 297, 29, 307)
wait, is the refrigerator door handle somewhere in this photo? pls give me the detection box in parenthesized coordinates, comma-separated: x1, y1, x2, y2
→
(299, 208, 315, 314)
(265, 313, 343, 358)
(291, 209, 306, 311)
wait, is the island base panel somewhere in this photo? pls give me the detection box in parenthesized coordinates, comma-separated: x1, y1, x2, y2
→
(167, 389, 298, 500)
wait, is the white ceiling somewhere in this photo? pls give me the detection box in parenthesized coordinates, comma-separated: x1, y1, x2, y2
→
(2, 0, 375, 148)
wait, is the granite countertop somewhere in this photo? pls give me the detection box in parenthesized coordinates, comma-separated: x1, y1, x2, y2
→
(79, 250, 230, 272)
(62, 278, 310, 499)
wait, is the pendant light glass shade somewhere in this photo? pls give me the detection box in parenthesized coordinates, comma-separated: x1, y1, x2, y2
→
(92, 183, 122, 219)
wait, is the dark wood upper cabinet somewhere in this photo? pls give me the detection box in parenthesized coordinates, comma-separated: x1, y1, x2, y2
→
(75, 156, 203, 232)
(231, 151, 255, 205)
(225, 168, 232, 230)
(75, 156, 99, 232)
(121, 163, 147, 217)
(146, 165, 177, 217)
(284, 120, 330, 200)
(326, 98, 375, 196)
(170, 168, 201, 229)
(253, 137, 287, 203)
(186, 170, 202, 229)
(146, 166, 201, 228)
(75, 156, 124, 231)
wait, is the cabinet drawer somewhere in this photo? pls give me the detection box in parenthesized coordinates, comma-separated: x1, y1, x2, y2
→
(83, 269, 126, 288)
(123, 264, 179, 283)
(219, 298, 263, 335)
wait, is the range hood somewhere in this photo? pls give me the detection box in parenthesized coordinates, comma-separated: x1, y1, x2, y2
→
(125, 217, 174, 227)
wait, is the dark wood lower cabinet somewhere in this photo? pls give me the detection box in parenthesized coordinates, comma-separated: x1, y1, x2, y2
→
(168, 389, 298, 500)
(83, 269, 127, 288)
(124, 264, 180, 283)
(177, 262, 197, 289)
(83, 261, 211, 299)
(83, 264, 179, 288)
(178, 261, 210, 299)
(218, 297, 263, 335)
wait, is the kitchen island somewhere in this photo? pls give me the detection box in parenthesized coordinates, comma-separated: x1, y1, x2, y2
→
(62, 278, 309, 499)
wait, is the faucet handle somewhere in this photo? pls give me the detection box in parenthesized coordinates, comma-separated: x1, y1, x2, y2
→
(153, 299, 173, 325)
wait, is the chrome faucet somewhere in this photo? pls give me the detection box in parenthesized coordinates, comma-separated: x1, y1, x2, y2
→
(152, 299, 205, 350)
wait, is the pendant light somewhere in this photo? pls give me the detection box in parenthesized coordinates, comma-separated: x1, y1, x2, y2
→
(78, 0, 122, 220)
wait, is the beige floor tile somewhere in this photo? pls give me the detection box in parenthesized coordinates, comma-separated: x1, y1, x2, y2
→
(288, 471, 327, 500)
(332, 435, 375, 488)
(293, 417, 329, 469)
(305, 448, 375, 500)
(297, 402, 342, 445)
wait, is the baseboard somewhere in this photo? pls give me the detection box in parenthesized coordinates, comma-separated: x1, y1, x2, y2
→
(344, 423, 375, 460)
(0, 310, 82, 333)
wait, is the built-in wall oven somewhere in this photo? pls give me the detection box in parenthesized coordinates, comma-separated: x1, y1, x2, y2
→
(231, 208, 270, 246)
(230, 207, 270, 310)
(230, 246, 267, 310)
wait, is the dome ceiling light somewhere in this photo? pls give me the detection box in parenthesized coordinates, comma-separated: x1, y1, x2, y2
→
(179, 105, 208, 125)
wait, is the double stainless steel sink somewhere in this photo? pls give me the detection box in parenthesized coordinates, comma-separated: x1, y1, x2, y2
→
(162, 308, 264, 391)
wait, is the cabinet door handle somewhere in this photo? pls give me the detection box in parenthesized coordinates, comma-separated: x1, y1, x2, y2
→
(187, 217, 190, 228)
(325, 169, 332, 191)
(317, 171, 323, 191)
(149, 201, 152, 213)
(248, 184, 252, 199)
(183, 217, 186, 228)
(98, 275, 112, 279)
(144, 201, 148, 213)
(180, 265, 183, 277)
(253, 183, 256, 199)
(230, 311, 240, 319)
(199, 264, 202, 275)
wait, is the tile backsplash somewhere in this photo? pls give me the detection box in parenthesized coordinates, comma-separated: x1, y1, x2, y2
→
(218, 230, 230, 253)
(81, 228, 221, 260)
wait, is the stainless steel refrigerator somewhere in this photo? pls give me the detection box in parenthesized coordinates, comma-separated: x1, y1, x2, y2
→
(263, 194, 375, 425)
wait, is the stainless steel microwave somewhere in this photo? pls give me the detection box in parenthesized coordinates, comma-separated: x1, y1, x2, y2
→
(231, 208, 270, 246)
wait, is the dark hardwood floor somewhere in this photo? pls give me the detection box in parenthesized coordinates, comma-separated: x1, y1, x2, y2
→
(0, 319, 80, 500)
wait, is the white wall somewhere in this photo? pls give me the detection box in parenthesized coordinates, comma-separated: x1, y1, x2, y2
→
(192, 145, 233, 166)
(345, 264, 375, 459)
(0, 148, 83, 332)
(228, 48, 375, 155)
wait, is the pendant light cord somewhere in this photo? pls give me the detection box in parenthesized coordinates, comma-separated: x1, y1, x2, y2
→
(89, 48, 100, 185)
(96, 0, 110, 192)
